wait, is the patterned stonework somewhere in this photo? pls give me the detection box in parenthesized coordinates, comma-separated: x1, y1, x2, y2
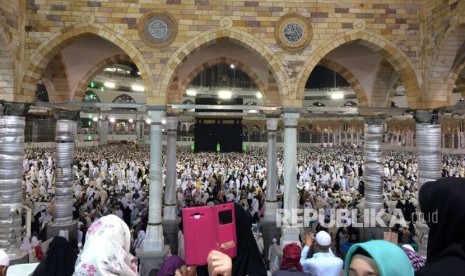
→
(274, 13, 313, 52)
(138, 11, 177, 49)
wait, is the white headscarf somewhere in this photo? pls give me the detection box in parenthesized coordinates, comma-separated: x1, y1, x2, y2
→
(31, 236, 40, 247)
(73, 214, 137, 276)
(20, 236, 31, 253)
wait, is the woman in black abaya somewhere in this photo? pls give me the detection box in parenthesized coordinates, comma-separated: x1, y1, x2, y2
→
(416, 177, 465, 276)
(32, 236, 77, 276)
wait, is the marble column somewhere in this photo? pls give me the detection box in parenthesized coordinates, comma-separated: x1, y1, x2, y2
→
(144, 110, 165, 252)
(264, 117, 278, 221)
(163, 116, 178, 220)
(414, 110, 442, 258)
(361, 116, 385, 240)
(47, 110, 79, 242)
(262, 117, 281, 261)
(98, 119, 108, 146)
(363, 117, 385, 212)
(281, 111, 300, 246)
(451, 133, 455, 149)
(136, 120, 145, 143)
(0, 103, 28, 258)
(53, 110, 78, 224)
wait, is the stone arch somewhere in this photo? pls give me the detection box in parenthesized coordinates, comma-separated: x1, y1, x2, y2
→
(371, 60, 400, 107)
(159, 26, 290, 105)
(22, 23, 153, 103)
(446, 54, 465, 104)
(43, 53, 71, 102)
(296, 29, 421, 108)
(429, 17, 465, 107)
(318, 58, 368, 107)
(386, 78, 402, 107)
(174, 57, 269, 104)
(73, 54, 131, 101)
(0, 24, 16, 101)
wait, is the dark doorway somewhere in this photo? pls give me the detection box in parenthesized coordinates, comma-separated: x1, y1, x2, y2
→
(195, 118, 242, 152)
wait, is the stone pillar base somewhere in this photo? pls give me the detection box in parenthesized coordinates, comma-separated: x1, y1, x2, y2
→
(281, 226, 300, 247)
(359, 227, 386, 241)
(261, 220, 282, 262)
(137, 245, 170, 276)
(264, 201, 279, 221)
(46, 221, 78, 246)
(162, 219, 180, 255)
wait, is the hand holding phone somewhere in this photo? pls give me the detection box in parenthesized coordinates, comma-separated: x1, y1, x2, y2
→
(182, 203, 237, 266)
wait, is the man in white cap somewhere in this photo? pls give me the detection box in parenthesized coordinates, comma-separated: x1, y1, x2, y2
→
(300, 231, 343, 276)
(0, 249, 9, 276)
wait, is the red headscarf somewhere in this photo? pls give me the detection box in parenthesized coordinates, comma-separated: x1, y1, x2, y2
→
(280, 243, 303, 272)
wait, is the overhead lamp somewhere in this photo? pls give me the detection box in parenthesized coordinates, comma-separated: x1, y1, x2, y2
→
(161, 119, 166, 124)
(104, 82, 116, 89)
(92, 117, 98, 122)
(249, 110, 258, 114)
(146, 118, 152, 124)
(132, 84, 145, 92)
(186, 89, 197, 96)
(330, 91, 344, 100)
(128, 118, 134, 123)
(230, 64, 235, 69)
(256, 92, 263, 99)
(218, 90, 232, 99)
(109, 117, 116, 123)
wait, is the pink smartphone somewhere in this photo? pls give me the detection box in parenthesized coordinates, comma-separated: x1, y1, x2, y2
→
(182, 203, 237, 266)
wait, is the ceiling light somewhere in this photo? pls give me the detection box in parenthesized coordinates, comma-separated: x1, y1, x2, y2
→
(104, 82, 115, 89)
(186, 89, 197, 96)
(249, 110, 258, 113)
(330, 92, 344, 100)
(146, 118, 151, 124)
(256, 92, 263, 99)
(109, 117, 115, 123)
(128, 118, 133, 123)
(230, 64, 235, 69)
(92, 117, 98, 122)
(132, 84, 144, 92)
(218, 90, 232, 99)
(161, 119, 166, 124)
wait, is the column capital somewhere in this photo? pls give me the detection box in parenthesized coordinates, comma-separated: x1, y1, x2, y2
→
(364, 115, 386, 125)
(282, 112, 300, 127)
(148, 110, 165, 122)
(266, 117, 279, 131)
(414, 110, 440, 124)
(54, 110, 80, 121)
(0, 102, 30, 116)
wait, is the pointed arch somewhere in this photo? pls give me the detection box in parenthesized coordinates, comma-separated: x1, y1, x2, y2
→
(173, 56, 274, 105)
(0, 25, 16, 101)
(432, 12, 465, 105)
(296, 29, 421, 108)
(318, 58, 368, 107)
(73, 54, 132, 101)
(159, 26, 290, 106)
(22, 23, 154, 103)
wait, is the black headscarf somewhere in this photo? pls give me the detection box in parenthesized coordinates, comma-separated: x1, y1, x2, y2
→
(196, 203, 267, 276)
(416, 177, 465, 276)
(32, 236, 77, 276)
